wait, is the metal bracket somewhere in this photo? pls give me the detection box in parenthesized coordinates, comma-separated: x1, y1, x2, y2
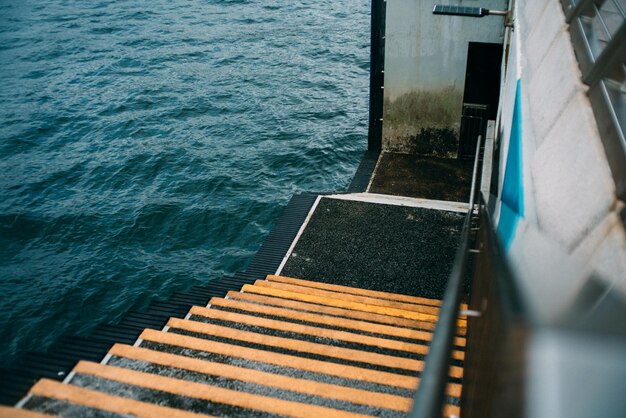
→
(460, 309, 482, 317)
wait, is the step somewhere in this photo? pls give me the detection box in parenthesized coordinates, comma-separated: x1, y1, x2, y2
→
(71, 361, 373, 418)
(226, 290, 468, 336)
(14, 275, 463, 417)
(110, 343, 413, 411)
(139, 328, 422, 390)
(189, 305, 465, 361)
(254, 280, 443, 316)
(166, 318, 464, 376)
(209, 296, 467, 346)
(25, 379, 207, 418)
(267, 275, 451, 308)
(0, 406, 52, 417)
(241, 284, 468, 327)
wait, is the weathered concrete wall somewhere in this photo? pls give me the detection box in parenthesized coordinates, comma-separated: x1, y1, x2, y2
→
(383, 0, 507, 156)
(495, 0, 626, 313)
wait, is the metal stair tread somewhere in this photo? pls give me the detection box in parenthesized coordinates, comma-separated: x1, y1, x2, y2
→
(241, 284, 468, 326)
(189, 304, 465, 361)
(26, 379, 210, 418)
(267, 275, 451, 308)
(107, 343, 413, 412)
(71, 361, 373, 418)
(226, 290, 465, 334)
(210, 296, 467, 346)
(13, 275, 464, 417)
(254, 280, 443, 316)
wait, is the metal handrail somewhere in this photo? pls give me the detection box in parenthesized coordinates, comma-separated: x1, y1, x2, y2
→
(409, 134, 483, 418)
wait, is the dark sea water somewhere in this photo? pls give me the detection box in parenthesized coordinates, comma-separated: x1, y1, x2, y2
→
(0, 0, 369, 367)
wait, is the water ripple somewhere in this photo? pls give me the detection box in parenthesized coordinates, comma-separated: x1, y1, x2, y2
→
(0, 0, 369, 366)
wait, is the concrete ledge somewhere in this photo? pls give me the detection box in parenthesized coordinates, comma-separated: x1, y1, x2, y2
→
(326, 193, 469, 213)
(524, 0, 566, 76)
(531, 91, 615, 249)
(527, 29, 583, 144)
(574, 210, 626, 296)
(509, 219, 589, 322)
(520, 0, 550, 31)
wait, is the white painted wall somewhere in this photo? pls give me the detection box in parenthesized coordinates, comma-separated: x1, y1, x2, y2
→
(382, 0, 508, 155)
(496, 0, 626, 313)
(384, 0, 508, 100)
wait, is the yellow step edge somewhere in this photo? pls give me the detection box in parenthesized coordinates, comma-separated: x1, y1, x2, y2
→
(227, 291, 468, 337)
(138, 330, 463, 398)
(73, 361, 372, 418)
(267, 275, 450, 308)
(211, 297, 467, 347)
(139, 329, 422, 390)
(444, 404, 461, 418)
(243, 284, 439, 322)
(190, 305, 465, 361)
(28, 379, 208, 418)
(0, 406, 54, 418)
(255, 281, 443, 316)
(108, 343, 413, 412)
(241, 284, 468, 329)
(167, 318, 464, 377)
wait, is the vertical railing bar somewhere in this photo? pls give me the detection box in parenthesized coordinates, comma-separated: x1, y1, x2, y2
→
(610, 0, 625, 17)
(583, 21, 626, 85)
(593, 3, 612, 41)
(566, 0, 598, 23)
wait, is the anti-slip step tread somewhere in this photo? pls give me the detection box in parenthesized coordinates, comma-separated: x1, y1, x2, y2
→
(139, 329, 422, 390)
(98, 358, 405, 418)
(106, 343, 412, 412)
(165, 318, 458, 376)
(16, 273, 463, 418)
(267, 275, 447, 307)
(188, 305, 465, 361)
(253, 281, 443, 316)
(24, 379, 209, 418)
(225, 291, 459, 334)
(0, 406, 53, 417)
(210, 297, 467, 346)
(241, 284, 469, 326)
(71, 361, 372, 418)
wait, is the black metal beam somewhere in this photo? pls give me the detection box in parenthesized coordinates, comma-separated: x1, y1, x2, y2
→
(368, 0, 385, 151)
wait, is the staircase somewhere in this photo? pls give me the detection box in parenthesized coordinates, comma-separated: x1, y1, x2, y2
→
(2, 276, 466, 417)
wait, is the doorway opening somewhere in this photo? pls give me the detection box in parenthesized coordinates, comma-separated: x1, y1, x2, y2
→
(459, 42, 503, 159)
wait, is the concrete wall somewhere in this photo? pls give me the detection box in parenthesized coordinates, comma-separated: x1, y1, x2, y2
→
(495, 0, 626, 317)
(383, 0, 507, 156)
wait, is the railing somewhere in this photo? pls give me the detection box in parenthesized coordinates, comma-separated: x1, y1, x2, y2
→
(459, 104, 488, 159)
(458, 198, 530, 418)
(409, 133, 483, 418)
(409, 130, 532, 417)
(561, 0, 626, 199)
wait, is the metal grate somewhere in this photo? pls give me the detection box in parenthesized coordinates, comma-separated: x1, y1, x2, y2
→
(0, 193, 319, 406)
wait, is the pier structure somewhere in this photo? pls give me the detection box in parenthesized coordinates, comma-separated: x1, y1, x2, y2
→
(2, 0, 626, 417)
(2, 146, 481, 416)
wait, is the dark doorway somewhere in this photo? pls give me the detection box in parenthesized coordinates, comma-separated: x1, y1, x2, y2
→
(459, 42, 503, 159)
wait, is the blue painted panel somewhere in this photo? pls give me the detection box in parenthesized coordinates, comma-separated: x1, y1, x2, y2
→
(498, 202, 520, 250)
(498, 80, 524, 249)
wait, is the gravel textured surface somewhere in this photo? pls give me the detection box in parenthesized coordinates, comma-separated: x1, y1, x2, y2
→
(282, 198, 464, 299)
